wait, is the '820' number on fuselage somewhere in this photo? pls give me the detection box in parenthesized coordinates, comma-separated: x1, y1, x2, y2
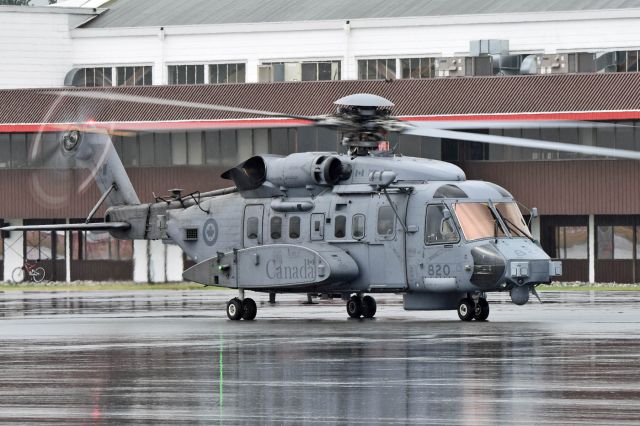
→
(427, 263, 451, 277)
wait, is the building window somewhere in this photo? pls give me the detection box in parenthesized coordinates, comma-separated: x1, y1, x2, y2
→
(400, 58, 435, 79)
(596, 50, 640, 73)
(555, 226, 588, 259)
(71, 231, 132, 260)
(168, 65, 204, 85)
(210, 63, 246, 84)
(358, 59, 396, 80)
(259, 61, 340, 82)
(25, 230, 65, 260)
(597, 225, 635, 259)
(116, 66, 152, 86)
(67, 67, 113, 87)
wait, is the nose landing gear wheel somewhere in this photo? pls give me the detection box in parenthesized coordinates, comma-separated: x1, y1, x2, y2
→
(362, 295, 377, 318)
(226, 298, 243, 321)
(474, 298, 490, 321)
(457, 298, 475, 321)
(346, 296, 363, 318)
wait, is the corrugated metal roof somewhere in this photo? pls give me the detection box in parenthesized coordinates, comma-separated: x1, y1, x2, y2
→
(83, 0, 640, 28)
(1, 73, 640, 125)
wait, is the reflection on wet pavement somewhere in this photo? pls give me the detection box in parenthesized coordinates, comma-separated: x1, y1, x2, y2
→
(0, 290, 639, 424)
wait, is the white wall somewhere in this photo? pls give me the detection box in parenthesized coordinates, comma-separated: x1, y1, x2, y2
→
(2, 7, 640, 89)
(3, 219, 23, 282)
(69, 9, 640, 83)
(0, 7, 95, 89)
(132, 239, 184, 283)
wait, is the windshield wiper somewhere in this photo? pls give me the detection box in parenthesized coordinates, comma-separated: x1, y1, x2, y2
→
(498, 213, 536, 242)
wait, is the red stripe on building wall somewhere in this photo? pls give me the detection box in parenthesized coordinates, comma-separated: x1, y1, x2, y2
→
(1, 111, 640, 133)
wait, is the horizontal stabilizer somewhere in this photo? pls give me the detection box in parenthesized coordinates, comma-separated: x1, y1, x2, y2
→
(1, 222, 130, 232)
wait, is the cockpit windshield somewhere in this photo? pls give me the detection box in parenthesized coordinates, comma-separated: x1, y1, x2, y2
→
(494, 202, 533, 238)
(452, 203, 505, 241)
(452, 202, 532, 241)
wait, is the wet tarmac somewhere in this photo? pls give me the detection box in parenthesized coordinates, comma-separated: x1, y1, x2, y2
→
(1, 290, 639, 425)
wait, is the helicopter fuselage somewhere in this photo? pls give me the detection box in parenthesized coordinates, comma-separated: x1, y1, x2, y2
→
(126, 152, 562, 312)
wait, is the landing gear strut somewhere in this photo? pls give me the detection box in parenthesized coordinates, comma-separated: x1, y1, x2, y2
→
(457, 296, 490, 321)
(226, 294, 257, 321)
(346, 295, 377, 319)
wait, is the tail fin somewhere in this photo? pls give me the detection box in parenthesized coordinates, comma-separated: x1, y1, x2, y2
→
(64, 130, 140, 206)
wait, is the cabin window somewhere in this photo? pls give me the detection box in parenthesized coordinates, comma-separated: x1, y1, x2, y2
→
(425, 205, 459, 244)
(352, 214, 365, 239)
(334, 215, 346, 238)
(377, 206, 395, 236)
(289, 216, 301, 239)
(270, 216, 282, 240)
(246, 217, 259, 240)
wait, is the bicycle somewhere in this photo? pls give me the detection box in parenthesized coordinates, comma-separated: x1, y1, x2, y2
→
(12, 260, 46, 283)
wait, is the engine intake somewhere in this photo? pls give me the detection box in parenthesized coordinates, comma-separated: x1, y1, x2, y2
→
(222, 153, 349, 190)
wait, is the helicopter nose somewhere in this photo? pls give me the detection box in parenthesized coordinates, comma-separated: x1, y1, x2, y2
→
(469, 244, 506, 288)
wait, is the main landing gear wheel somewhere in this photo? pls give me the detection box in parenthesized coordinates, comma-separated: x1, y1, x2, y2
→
(362, 295, 377, 318)
(346, 296, 363, 318)
(241, 298, 257, 321)
(226, 298, 243, 321)
(457, 298, 475, 322)
(474, 298, 490, 321)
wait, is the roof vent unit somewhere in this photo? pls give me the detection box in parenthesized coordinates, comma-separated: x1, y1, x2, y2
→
(435, 57, 491, 77)
(435, 58, 465, 77)
(470, 39, 510, 57)
(520, 54, 568, 75)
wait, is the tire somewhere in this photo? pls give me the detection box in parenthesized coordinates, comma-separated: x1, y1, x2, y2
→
(457, 298, 475, 321)
(32, 267, 46, 283)
(12, 267, 25, 284)
(362, 295, 377, 318)
(241, 297, 257, 321)
(226, 298, 243, 321)
(346, 296, 363, 318)
(474, 298, 490, 321)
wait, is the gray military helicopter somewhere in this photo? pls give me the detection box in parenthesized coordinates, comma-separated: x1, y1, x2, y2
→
(4, 91, 640, 321)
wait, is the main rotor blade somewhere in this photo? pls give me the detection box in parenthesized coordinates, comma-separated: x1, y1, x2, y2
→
(44, 90, 320, 122)
(403, 119, 625, 130)
(403, 127, 640, 160)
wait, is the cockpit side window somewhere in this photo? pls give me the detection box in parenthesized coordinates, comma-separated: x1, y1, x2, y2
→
(425, 204, 460, 245)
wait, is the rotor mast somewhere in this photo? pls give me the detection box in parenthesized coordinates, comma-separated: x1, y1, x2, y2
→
(333, 94, 397, 156)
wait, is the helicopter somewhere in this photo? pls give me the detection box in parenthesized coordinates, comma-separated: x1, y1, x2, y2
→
(4, 91, 640, 322)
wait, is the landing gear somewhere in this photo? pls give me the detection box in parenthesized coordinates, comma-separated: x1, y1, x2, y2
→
(457, 298, 475, 321)
(242, 298, 257, 320)
(474, 298, 490, 321)
(346, 296, 363, 318)
(226, 298, 243, 320)
(362, 295, 377, 318)
(226, 295, 257, 321)
(346, 295, 377, 318)
(457, 296, 490, 321)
